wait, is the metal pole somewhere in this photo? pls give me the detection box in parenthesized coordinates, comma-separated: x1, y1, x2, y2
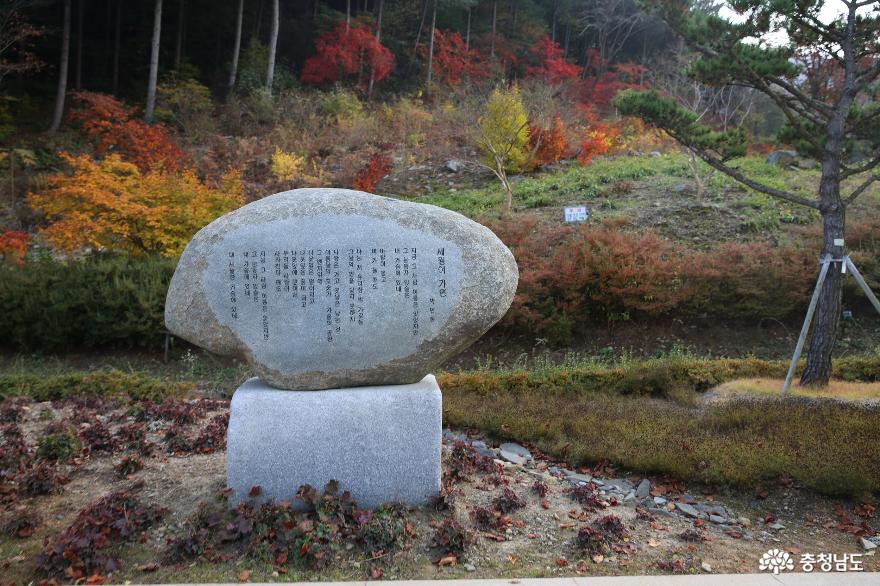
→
(782, 254, 832, 395)
(845, 257, 880, 317)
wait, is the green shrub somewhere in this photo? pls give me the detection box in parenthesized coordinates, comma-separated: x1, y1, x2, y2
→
(0, 370, 193, 402)
(0, 255, 175, 351)
(37, 432, 78, 461)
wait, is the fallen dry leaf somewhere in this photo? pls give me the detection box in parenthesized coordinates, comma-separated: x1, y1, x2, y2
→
(438, 555, 457, 567)
(238, 569, 250, 582)
(137, 563, 159, 572)
(575, 560, 589, 573)
(647, 538, 659, 547)
(555, 558, 569, 567)
(592, 554, 604, 563)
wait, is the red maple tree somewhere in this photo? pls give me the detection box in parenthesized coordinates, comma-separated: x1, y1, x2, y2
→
(529, 116, 569, 167)
(526, 36, 579, 85)
(67, 92, 191, 173)
(422, 29, 489, 86)
(300, 22, 394, 88)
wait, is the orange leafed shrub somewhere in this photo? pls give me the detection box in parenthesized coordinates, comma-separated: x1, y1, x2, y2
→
(352, 153, 392, 193)
(529, 116, 569, 167)
(0, 230, 29, 265)
(487, 215, 817, 344)
(578, 124, 619, 165)
(27, 153, 243, 257)
(67, 91, 191, 173)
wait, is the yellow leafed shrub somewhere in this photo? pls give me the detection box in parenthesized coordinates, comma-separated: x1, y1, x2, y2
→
(28, 153, 243, 257)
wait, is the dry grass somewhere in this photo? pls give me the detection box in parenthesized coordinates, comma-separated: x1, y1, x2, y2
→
(715, 377, 880, 402)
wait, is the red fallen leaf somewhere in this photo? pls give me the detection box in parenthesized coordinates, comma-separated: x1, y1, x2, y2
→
(275, 552, 288, 565)
(17, 527, 34, 538)
(482, 532, 506, 542)
(437, 555, 457, 566)
(555, 558, 569, 567)
(370, 565, 383, 579)
(763, 514, 776, 524)
(84, 575, 106, 585)
(694, 519, 705, 528)
(405, 521, 417, 537)
(540, 499, 550, 509)
(248, 486, 261, 497)
(275, 567, 287, 575)
(855, 503, 876, 518)
(726, 530, 743, 539)
(238, 569, 250, 582)
(300, 542, 310, 556)
(513, 519, 525, 528)
(575, 560, 589, 573)
(754, 486, 769, 499)
(527, 533, 537, 539)
(137, 563, 159, 572)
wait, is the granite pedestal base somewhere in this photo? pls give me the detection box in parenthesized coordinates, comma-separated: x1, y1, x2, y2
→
(227, 374, 442, 508)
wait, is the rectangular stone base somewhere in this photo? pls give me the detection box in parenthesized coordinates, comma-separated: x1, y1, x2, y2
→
(227, 374, 442, 508)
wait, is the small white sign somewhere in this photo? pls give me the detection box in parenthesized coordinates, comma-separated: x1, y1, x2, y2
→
(564, 206, 589, 223)
(834, 238, 845, 247)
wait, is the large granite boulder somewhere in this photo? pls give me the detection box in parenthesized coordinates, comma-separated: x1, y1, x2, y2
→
(165, 188, 518, 390)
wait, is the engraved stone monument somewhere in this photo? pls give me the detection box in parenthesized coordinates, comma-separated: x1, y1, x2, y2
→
(165, 188, 518, 507)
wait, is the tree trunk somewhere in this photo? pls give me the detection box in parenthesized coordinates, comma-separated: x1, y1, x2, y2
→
(75, 0, 83, 90)
(50, 0, 71, 132)
(800, 197, 845, 386)
(367, 0, 383, 99)
(112, 0, 120, 94)
(551, 0, 558, 42)
(490, 1, 497, 58)
(465, 7, 470, 52)
(174, 0, 185, 69)
(144, 0, 162, 122)
(413, 0, 428, 57)
(563, 22, 570, 58)
(228, 0, 244, 96)
(265, 0, 278, 93)
(346, 0, 351, 31)
(426, 0, 436, 90)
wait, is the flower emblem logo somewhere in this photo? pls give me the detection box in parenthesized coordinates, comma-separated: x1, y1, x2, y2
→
(759, 548, 794, 574)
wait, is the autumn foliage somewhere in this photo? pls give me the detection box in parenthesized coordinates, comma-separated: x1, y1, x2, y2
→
(67, 92, 191, 172)
(489, 216, 815, 344)
(300, 22, 394, 87)
(27, 154, 243, 257)
(526, 36, 579, 85)
(0, 230, 29, 265)
(352, 153, 392, 193)
(529, 116, 569, 167)
(423, 29, 486, 86)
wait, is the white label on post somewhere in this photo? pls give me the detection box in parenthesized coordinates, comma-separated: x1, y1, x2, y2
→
(834, 238, 845, 246)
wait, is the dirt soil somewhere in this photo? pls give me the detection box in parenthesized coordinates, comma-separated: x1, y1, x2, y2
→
(1, 395, 878, 584)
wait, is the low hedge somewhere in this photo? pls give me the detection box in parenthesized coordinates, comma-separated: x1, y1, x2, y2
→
(0, 255, 175, 351)
(0, 370, 194, 402)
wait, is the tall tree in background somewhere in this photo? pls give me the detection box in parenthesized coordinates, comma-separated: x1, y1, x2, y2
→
(426, 0, 437, 89)
(74, 0, 82, 89)
(616, 0, 880, 386)
(111, 0, 120, 94)
(49, 0, 71, 132)
(265, 0, 278, 92)
(367, 0, 384, 98)
(174, 0, 185, 69)
(228, 0, 244, 96)
(144, 0, 162, 123)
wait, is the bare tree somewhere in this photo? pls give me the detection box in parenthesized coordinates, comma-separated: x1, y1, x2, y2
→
(228, 0, 244, 96)
(0, 0, 44, 89)
(579, 0, 644, 96)
(74, 0, 82, 89)
(426, 0, 437, 89)
(111, 0, 120, 94)
(265, 0, 278, 92)
(144, 0, 162, 123)
(367, 0, 383, 99)
(174, 0, 185, 69)
(49, 0, 71, 132)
